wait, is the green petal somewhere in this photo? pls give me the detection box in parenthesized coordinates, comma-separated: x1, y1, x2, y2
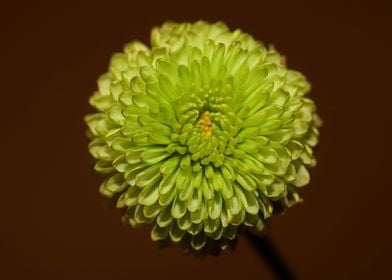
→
(242, 190, 259, 215)
(124, 186, 141, 207)
(94, 160, 115, 174)
(208, 192, 222, 219)
(106, 104, 125, 125)
(141, 148, 170, 164)
(265, 129, 292, 144)
(220, 201, 230, 227)
(187, 223, 203, 235)
(138, 183, 159, 205)
(204, 218, 220, 234)
(177, 211, 192, 230)
(171, 196, 187, 219)
(124, 163, 148, 186)
(158, 184, 177, 206)
(221, 176, 234, 200)
(134, 164, 161, 187)
(287, 140, 304, 160)
(125, 148, 144, 164)
(134, 204, 154, 224)
(292, 119, 309, 137)
(244, 213, 259, 226)
(179, 180, 194, 201)
(293, 163, 310, 187)
(99, 173, 127, 197)
(234, 185, 259, 214)
(231, 209, 245, 225)
(188, 187, 202, 212)
(97, 73, 112, 95)
(191, 233, 207, 250)
(159, 156, 180, 176)
(89, 94, 113, 112)
(256, 146, 278, 164)
(222, 225, 237, 240)
(111, 137, 133, 152)
(236, 140, 259, 153)
(266, 179, 286, 198)
(190, 202, 207, 224)
(157, 206, 173, 227)
(158, 170, 178, 195)
(169, 222, 185, 242)
(236, 173, 257, 191)
(175, 168, 191, 191)
(268, 89, 289, 106)
(208, 225, 224, 240)
(252, 173, 274, 187)
(227, 191, 242, 215)
(89, 140, 117, 161)
(201, 177, 214, 200)
(151, 224, 169, 241)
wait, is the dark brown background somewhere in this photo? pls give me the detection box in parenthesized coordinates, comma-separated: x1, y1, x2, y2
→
(1, 0, 391, 279)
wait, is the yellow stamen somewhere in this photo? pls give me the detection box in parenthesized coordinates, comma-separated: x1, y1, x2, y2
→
(199, 111, 212, 137)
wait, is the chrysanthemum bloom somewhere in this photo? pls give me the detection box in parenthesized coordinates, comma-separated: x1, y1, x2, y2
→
(85, 21, 320, 254)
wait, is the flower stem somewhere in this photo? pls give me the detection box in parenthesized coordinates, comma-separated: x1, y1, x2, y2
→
(246, 233, 296, 280)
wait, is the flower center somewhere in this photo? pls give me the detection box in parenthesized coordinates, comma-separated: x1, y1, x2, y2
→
(199, 111, 213, 137)
(167, 85, 244, 168)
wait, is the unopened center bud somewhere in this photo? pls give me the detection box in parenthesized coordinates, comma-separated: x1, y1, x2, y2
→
(199, 111, 212, 137)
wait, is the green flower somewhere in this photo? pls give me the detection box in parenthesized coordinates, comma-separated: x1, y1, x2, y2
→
(85, 21, 320, 254)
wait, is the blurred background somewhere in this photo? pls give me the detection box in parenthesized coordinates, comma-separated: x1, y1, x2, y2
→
(1, 0, 391, 279)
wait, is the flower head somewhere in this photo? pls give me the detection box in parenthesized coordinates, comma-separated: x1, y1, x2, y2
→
(85, 21, 320, 254)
